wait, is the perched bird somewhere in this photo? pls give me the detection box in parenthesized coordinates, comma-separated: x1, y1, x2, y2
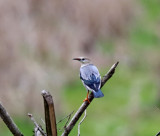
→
(73, 57, 104, 103)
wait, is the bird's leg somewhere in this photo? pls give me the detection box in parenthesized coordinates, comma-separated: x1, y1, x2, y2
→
(83, 90, 90, 103)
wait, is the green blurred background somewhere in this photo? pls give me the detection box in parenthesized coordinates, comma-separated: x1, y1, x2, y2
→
(0, 0, 160, 135)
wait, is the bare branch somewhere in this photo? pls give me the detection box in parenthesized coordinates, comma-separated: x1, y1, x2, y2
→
(101, 61, 119, 88)
(28, 113, 46, 136)
(61, 61, 119, 136)
(57, 111, 74, 132)
(0, 102, 23, 136)
(41, 90, 57, 136)
(78, 109, 87, 136)
(57, 111, 74, 125)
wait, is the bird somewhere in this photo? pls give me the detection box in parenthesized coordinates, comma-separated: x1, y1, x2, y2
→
(73, 57, 104, 103)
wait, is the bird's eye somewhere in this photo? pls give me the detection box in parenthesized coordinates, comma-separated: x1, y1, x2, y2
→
(82, 58, 85, 61)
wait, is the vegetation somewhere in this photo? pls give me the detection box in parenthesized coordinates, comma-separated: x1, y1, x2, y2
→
(0, 0, 160, 135)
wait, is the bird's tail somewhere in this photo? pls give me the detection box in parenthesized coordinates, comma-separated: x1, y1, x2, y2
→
(93, 89, 104, 98)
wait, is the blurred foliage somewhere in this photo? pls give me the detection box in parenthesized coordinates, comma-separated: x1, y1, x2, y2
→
(141, 0, 160, 20)
(130, 27, 159, 47)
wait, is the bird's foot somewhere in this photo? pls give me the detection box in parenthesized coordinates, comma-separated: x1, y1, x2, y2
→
(83, 97, 90, 103)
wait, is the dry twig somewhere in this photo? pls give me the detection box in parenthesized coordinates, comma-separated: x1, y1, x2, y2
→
(28, 113, 46, 136)
(78, 109, 87, 136)
(0, 102, 23, 136)
(57, 111, 74, 132)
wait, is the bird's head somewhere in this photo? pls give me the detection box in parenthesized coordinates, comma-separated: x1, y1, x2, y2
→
(73, 57, 91, 64)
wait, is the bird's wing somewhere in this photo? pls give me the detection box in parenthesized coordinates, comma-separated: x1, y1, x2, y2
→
(80, 64, 101, 92)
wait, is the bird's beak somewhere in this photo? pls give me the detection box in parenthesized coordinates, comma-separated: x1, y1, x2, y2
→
(73, 58, 81, 61)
